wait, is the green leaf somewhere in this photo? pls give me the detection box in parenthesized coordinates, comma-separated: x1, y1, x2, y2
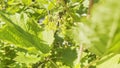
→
(60, 47, 77, 67)
(39, 29, 54, 46)
(48, 2, 54, 10)
(14, 52, 40, 64)
(88, 0, 120, 56)
(97, 54, 120, 68)
(65, 23, 91, 46)
(82, 0, 89, 8)
(0, 11, 50, 53)
(22, 0, 32, 6)
(36, 0, 49, 9)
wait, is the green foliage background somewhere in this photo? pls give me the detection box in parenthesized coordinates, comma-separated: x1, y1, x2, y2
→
(0, 0, 120, 68)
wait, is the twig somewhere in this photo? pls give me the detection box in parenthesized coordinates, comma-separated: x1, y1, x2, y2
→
(76, 43, 84, 63)
(87, 0, 94, 18)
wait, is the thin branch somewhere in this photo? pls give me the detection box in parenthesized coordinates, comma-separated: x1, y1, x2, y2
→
(87, 0, 94, 18)
(76, 43, 84, 63)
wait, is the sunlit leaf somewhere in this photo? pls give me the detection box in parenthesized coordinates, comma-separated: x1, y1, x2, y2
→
(22, 0, 32, 6)
(0, 11, 50, 53)
(14, 52, 40, 64)
(97, 54, 120, 68)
